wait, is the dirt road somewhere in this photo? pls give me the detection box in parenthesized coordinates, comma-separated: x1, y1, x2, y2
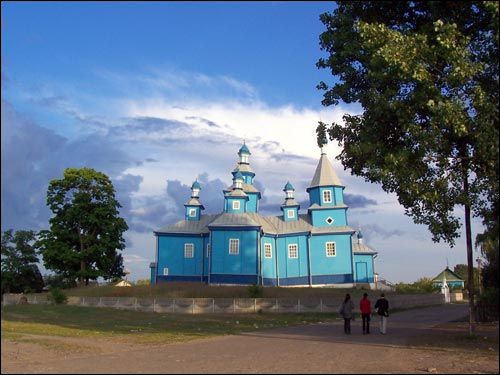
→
(2, 303, 498, 374)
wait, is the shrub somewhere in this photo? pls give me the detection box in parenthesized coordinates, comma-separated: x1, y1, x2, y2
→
(475, 287, 499, 322)
(48, 287, 68, 304)
(248, 284, 264, 298)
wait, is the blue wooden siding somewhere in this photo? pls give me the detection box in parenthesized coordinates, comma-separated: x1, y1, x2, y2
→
(157, 235, 205, 277)
(310, 234, 353, 276)
(246, 193, 259, 213)
(210, 229, 259, 275)
(276, 235, 309, 279)
(261, 236, 276, 279)
(333, 186, 344, 204)
(310, 208, 348, 227)
(282, 207, 298, 222)
(185, 206, 200, 221)
(225, 198, 247, 213)
(308, 187, 320, 206)
(353, 254, 375, 283)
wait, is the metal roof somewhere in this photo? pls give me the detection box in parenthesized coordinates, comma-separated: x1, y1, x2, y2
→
(432, 267, 464, 282)
(208, 213, 260, 227)
(184, 197, 205, 207)
(308, 203, 348, 210)
(308, 153, 342, 189)
(282, 198, 300, 207)
(156, 214, 220, 234)
(352, 241, 377, 254)
(226, 183, 260, 194)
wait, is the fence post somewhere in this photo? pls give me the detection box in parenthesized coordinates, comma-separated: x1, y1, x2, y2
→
(33, 295, 37, 304)
(276, 298, 279, 313)
(212, 298, 215, 313)
(134, 298, 138, 311)
(254, 298, 257, 313)
(82, 296, 85, 306)
(173, 299, 176, 313)
(153, 298, 156, 313)
(192, 298, 195, 314)
(320, 299, 323, 313)
(233, 299, 236, 313)
(298, 299, 301, 313)
(99, 297, 102, 307)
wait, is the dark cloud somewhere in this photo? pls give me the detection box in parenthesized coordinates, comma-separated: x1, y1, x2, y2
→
(349, 220, 406, 240)
(344, 193, 377, 209)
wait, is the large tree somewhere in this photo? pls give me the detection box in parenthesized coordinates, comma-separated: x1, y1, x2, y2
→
(1, 229, 44, 293)
(37, 168, 128, 286)
(316, 1, 498, 334)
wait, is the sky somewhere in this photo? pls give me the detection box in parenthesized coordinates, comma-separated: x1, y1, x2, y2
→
(1, 1, 485, 283)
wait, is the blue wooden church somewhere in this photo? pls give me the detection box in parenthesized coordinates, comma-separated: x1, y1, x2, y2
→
(150, 143, 377, 287)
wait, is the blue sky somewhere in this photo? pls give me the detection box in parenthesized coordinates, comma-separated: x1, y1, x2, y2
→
(1, 1, 483, 283)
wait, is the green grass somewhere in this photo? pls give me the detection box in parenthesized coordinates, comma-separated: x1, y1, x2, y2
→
(63, 282, 394, 299)
(1, 304, 339, 344)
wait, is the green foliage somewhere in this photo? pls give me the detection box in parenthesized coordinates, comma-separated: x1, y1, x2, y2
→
(1, 229, 44, 294)
(316, 2, 499, 246)
(45, 274, 78, 290)
(36, 168, 128, 286)
(135, 279, 150, 286)
(247, 284, 264, 298)
(475, 287, 499, 322)
(395, 277, 440, 294)
(453, 264, 479, 290)
(48, 287, 68, 304)
(475, 223, 499, 291)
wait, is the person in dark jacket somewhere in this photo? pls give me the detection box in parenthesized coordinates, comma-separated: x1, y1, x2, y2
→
(339, 293, 355, 334)
(359, 293, 371, 334)
(374, 293, 389, 334)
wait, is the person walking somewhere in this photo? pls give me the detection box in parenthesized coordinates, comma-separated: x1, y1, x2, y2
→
(339, 293, 355, 334)
(359, 292, 371, 334)
(374, 293, 389, 334)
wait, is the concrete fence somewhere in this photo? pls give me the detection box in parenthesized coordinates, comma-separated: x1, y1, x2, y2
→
(2, 293, 445, 314)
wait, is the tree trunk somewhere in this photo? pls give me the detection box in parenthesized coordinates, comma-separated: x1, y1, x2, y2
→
(462, 148, 475, 335)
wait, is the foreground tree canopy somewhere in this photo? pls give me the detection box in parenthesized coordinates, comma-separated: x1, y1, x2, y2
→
(316, 1, 498, 331)
(317, 1, 498, 244)
(37, 168, 128, 286)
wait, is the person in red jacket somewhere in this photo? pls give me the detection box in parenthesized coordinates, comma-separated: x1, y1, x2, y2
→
(359, 293, 372, 334)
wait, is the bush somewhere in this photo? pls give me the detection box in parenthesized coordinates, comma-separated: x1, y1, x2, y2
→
(48, 287, 68, 304)
(475, 288, 499, 322)
(248, 284, 264, 298)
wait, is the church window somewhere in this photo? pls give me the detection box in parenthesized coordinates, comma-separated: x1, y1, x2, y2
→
(232, 200, 240, 210)
(189, 208, 196, 217)
(288, 244, 298, 259)
(229, 239, 239, 255)
(163, 267, 169, 276)
(184, 243, 194, 258)
(287, 209, 295, 219)
(326, 217, 334, 225)
(264, 243, 272, 258)
(323, 190, 332, 203)
(241, 155, 249, 163)
(326, 242, 336, 257)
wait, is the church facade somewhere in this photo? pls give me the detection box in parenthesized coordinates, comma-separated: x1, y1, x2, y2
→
(150, 143, 377, 287)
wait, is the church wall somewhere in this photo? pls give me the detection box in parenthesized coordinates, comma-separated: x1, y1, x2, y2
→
(210, 229, 259, 278)
(353, 254, 375, 283)
(246, 193, 259, 213)
(157, 235, 205, 279)
(276, 235, 309, 283)
(261, 235, 277, 280)
(333, 186, 344, 204)
(310, 234, 353, 277)
(310, 208, 348, 227)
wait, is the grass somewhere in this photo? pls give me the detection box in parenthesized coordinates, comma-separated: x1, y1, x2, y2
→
(1, 304, 339, 345)
(62, 282, 394, 299)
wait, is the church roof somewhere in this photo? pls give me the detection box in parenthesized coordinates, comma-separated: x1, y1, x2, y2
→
(208, 213, 260, 227)
(238, 143, 251, 155)
(156, 214, 220, 234)
(191, 180, 201, 190)
(233, 163, 254, 174)
(282, 198, 300, 207)
(432, 267, 464, 282)
(184, 197, 204, 207)
(308, 203, 348, 210)
(352, 242, 377, 254)
(283, 181, 295, 191)
(225, 189, 248, 198)
(226, 183, 260, 194)
(308, 153, 342, 190)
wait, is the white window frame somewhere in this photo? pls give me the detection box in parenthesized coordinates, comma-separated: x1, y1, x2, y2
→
(241, 155, 249, 163)
(264, 243, 272, 259)
(189, 208, 197, 217)
(323, 189, 332, 203)
(206, 244, 211, 258)
(326, 242, 336, 257)
(163, 267, 169, 276)
(288, 244, 298, 259)
(287, 209, 295, 219)
(184, 243, 194, 258)
(229, 238, 239, 255)
(232, 200, 240, 210)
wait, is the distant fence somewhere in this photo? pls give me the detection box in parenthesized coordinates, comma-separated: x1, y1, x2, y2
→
(1, 293, 445, 314)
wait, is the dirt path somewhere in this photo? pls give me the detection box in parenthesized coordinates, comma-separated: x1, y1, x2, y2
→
(2, 304, 498, 374)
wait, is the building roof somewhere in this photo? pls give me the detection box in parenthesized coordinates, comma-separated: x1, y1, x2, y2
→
(308, 203, 348, 210)
(156, 214, 220, 234)
(191, 180, 201, 190)
(432, 267, 464, 282)
(184, 197, 204, 207)
(233, 163, 255, 174)
(308, 153, 342, 190)
(352, 241, 377, 254)
(238, 143, 251, 155)
(282, 198, 300, 207)
(225, 189, 248, 198)
(208, 213, 260, 227)
(283, 181, 295, 191)
(225, 183, 261, 194)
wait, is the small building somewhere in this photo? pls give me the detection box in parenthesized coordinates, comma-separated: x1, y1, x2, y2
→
(150, 143, 379, 288)
(432, 267, 465, 290)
